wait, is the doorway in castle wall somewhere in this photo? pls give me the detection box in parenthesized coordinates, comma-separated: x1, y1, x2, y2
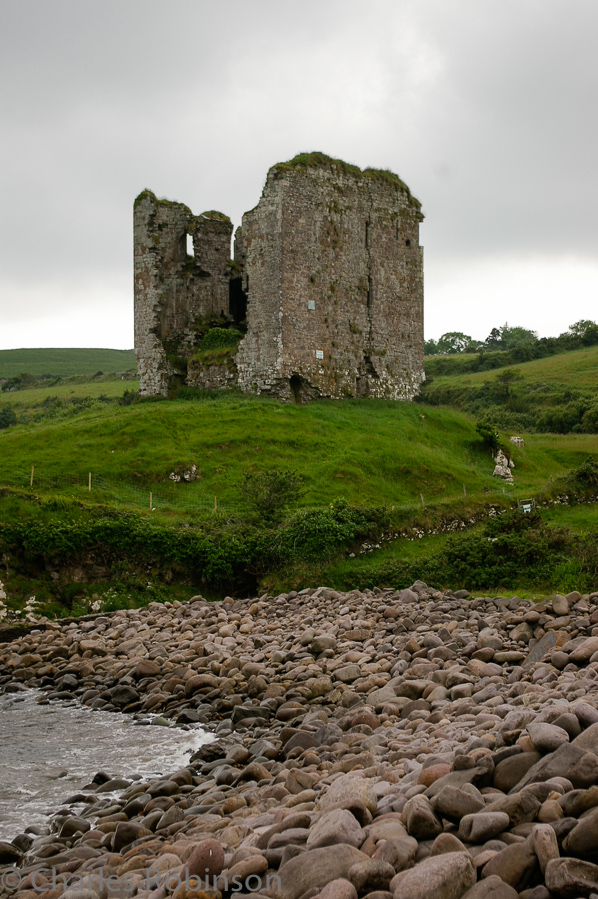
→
(289, 374, 309, 403)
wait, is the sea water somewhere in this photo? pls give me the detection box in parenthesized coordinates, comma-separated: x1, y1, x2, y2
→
(0, 690, 212, 841)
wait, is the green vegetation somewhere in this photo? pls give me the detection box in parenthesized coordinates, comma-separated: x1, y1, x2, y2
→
(187, 328, 243, 368)
(0, 348, 136, 380)
(425, 320, 598, 365)
(200, 328, 242, 351)
(239, 468, 305, 523)
(303, 508, 598, 599)
(4, 389, 587, 507)
(133, 189, 192, 213)
(420, 345, 598, 434)
(273, 152, 362, 178)
(0, 345, 596, 618)
(0, 406, 17, 430)
(0, 373, 139, 429)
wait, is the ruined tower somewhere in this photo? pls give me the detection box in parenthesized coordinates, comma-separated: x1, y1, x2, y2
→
(134, 153, 424, 401)
(134, 191, 233, 396)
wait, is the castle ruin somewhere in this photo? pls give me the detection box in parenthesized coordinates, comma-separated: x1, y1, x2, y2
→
(134, 153, 424, 402)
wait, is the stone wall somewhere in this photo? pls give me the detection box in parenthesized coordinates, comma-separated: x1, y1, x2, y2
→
(134, 191, 233, 396)
(236, 157, 424, 401)
(186, 354, 238, 392)
(134, 155, 424, 402)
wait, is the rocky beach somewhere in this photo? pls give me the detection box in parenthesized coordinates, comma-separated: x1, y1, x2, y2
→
(1, 584, 598, 899)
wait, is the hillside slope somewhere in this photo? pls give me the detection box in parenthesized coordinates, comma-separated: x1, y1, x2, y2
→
(421, 345, 598, 433)
(1, 392, 595, 512)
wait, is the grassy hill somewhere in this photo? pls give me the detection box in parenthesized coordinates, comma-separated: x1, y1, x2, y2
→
(1, 390, 595, 511)
(426, 345, 598, 393)
(0, 346, 596, 614)
(421, 345, 598, 434)
(0, 348, 136, 379)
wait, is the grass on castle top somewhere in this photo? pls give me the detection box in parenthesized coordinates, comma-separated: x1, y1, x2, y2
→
(0, 348, 137, 379)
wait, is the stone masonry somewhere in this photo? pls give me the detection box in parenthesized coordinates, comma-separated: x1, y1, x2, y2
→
(134, 193, 233, 396)
(134, 153, 425, 401)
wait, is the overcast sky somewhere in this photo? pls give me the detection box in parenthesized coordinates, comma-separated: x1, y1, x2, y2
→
(1, 0, 597, 349)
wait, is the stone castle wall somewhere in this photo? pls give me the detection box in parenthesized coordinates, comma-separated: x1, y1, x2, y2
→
(134, 191, 232, 396)
(236, 160, 424, 400)
(134, 155, 424, 402)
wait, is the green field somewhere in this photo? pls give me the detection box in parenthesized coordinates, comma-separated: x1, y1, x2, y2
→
(0, 347, 136, 379)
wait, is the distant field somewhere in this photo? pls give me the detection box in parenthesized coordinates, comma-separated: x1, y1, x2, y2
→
(0, 348, 137, 379)
(1, 373, 139, 412)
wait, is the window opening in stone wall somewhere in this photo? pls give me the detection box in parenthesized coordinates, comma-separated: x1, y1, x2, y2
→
(405, 239, 411, 247)
(365, 221, 370, 248)
(186, 233, 194, 256)
(229, 278, 248, 325)
(316, 349, 324, 360)
(396, 220, 400, 240)
(367, 276, 373, 309)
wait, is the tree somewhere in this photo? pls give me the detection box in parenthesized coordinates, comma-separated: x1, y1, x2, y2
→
(494, 368, 524, 397)
(424, 338, 439, 356)
(238, 468, 305, 523)
(485, 327, 504, 348)
(475, 420, 499, 451)
(436, 332, 473, 354)
(483, 324, 537, 350)
(501, 325, 538, 349)
(567, 320, 598, 345)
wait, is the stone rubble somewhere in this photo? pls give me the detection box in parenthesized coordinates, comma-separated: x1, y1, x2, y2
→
(492, 450, 515, 483)
(1, 584, 598, 899)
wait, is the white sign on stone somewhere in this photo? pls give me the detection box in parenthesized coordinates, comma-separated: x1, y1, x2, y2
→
(316, 349, 324, 360)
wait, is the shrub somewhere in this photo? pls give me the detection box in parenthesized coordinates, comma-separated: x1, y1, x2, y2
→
(1, 373, 36, 392)
(277, 500, 370, 562)
(238, 468, 305, 523)
(201, 328, 242, 352)
(117, 389, 138, 406)
(0, 406, 17, 429)
(556, 458, 598, 498)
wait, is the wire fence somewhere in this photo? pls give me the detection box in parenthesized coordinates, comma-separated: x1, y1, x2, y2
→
(0, 466, 517, 519)
(1, 468, 241, 515)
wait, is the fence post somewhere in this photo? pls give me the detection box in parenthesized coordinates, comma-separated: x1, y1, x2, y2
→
(420, 493, 425, 508)
(463, 484, 467, 497)
(149, 492, 152, 510)
(214, 495, 218, 512)
(88, 472, 92, 492)
(30, 465, 34, 487)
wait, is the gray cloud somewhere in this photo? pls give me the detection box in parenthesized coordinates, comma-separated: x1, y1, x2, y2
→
(1, 0, 597, 347)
